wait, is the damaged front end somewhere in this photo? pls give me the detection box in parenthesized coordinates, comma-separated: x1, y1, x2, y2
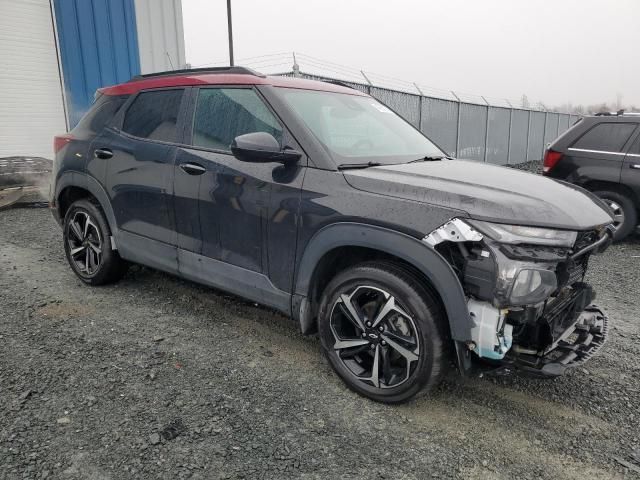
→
(425, 218, 613, 377)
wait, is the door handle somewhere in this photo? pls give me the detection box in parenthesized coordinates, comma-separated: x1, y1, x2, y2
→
(179, 162, 206, 175)
(630, 164, 640, 170)
(94, 148, 113, 159)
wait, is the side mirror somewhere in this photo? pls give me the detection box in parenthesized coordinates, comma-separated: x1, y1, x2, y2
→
(231, 132, 301, 164)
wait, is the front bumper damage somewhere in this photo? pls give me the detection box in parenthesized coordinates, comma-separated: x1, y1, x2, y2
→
(501, 291, 609, 377)
(427, 219, 613, 378)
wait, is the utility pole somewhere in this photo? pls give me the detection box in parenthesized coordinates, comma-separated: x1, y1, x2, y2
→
(227, 0, 234, 66)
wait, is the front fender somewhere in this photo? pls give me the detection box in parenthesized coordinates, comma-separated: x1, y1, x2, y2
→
(293, 222, 471, 342)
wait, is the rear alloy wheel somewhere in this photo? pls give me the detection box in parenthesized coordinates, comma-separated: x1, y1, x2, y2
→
(63, 199, 127, 285)
(66, 210, 103, 276)
(318, 262, 447, 403)
(593, 190, 637, 241)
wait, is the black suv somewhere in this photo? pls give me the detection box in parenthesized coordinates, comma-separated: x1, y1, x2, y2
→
(50, 67, 614, 403)
(543, 113, 640, 240)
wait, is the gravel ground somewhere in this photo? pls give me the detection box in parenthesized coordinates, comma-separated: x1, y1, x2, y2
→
(1, 206, 639, 480)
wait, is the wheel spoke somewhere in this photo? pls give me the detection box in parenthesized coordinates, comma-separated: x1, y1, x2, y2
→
(84, 216, 92, 237)
(339, 294, 366, 332)
(70, 221, 84, 241)
(381, 334, 419, 363)
(334, 338, 370, 350)
(371, 295, 411, 328)
(88, 242, 102, 255)
(70, 245, 86, 257)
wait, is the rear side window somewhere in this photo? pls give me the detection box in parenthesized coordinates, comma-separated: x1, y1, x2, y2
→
(191, 88, 282, 151)
(122, 89, 184, 142)
(572, 123, 637, 152)
(73, 94, 127, 135)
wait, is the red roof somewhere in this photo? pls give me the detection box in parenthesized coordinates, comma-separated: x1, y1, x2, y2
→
(99, 73, 367, 97)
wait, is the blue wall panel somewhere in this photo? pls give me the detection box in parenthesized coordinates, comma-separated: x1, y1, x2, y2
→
(54, 0, 140, 127)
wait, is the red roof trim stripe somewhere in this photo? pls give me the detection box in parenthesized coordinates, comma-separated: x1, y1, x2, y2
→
(98, 74, 367, 97)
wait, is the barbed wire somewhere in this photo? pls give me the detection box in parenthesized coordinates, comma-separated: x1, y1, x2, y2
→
(190, 51, 564, 111)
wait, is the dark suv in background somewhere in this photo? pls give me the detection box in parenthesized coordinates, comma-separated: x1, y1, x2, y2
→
(544, 113, 640, 240)
(51, 67, 614, 403)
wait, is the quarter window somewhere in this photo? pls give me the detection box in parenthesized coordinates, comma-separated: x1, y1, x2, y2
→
(74, 94, 127, 135)
(192, 88, 282, 151)
(122, 89, 184, 142)
(572, 123, 637, 153)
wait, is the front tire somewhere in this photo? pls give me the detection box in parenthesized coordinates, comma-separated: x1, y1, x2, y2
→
(63, 199, 127, 285)
(593, 190, 637, 241)
(318, 262, 447, 403)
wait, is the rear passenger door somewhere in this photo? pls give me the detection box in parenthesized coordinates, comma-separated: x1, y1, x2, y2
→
(566, 122, 638, 184)
(101, 88, 188, 273)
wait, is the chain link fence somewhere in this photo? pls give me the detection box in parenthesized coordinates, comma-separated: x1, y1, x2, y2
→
(279, 71, 580, 172)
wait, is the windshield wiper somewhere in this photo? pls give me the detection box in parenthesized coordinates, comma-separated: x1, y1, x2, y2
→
(408, 155, 447, 163)
(337, 161, 382, 170)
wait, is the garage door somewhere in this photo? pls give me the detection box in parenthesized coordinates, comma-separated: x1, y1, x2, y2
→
(0, 0, 67, 159)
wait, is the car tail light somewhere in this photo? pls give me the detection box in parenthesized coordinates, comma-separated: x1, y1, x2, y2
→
(53, 134, 74, 154)
(543, 149, 563, 174)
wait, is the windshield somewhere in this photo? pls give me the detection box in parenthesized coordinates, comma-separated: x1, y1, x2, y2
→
(277, 88, 444, 165)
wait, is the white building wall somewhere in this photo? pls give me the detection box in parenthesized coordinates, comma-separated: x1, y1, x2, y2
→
(134, 0, 186, 74)
(0, 0, 67, 158)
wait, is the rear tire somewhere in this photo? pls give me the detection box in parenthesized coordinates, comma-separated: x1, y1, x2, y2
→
(318, 261, 447, 404)
(63, 199, 127, 285)
(593, 190, 637, 241)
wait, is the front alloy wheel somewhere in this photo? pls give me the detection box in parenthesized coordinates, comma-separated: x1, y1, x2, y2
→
(319, 262, 447, 403)
(330, 286, 420, 389)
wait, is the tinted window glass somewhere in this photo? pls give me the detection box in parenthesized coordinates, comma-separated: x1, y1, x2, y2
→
(192, 88, 282, 151)
(123, 90, 184, 142)
(629, 135, 640, 155)
(278, 88, 443, 163)
(73, 94, 127, 135)
(572, 123, 637, 152)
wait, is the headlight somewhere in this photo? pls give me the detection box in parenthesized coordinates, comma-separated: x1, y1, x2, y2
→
(468, 220, 577, 247)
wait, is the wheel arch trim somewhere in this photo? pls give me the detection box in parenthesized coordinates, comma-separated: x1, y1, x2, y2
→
(55, 171, 118, 236)
(293, 222, 471, 342)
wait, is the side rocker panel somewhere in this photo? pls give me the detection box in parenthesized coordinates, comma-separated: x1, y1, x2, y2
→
(293, 223, 471, 342)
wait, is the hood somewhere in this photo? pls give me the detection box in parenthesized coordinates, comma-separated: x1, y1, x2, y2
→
(343, 159, 613, 230)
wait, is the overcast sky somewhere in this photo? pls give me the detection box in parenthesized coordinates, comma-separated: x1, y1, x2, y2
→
(182, 0, 639, 107)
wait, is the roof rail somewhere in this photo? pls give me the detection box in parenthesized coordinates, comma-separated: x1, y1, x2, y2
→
(594, 110, 640, 117)
(128, 66, 265, 82)
(322, 79, 356, 90)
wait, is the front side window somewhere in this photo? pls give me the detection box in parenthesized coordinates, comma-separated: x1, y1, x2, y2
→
(572, 123, 637, 152)
(122, 89, 184, 142)
(277, 88, 443, 164)
(192, 88, 282, 151)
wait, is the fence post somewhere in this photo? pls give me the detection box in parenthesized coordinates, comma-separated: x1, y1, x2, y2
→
(413, 83, 424, 132)
(452, 91, 462, 157)
(360, 70, 373, 95)
(482, 96, 490, 163)
(525, 110, 532, 163)
(542, 112, 548, 160)
(507, 108, 513, 165)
